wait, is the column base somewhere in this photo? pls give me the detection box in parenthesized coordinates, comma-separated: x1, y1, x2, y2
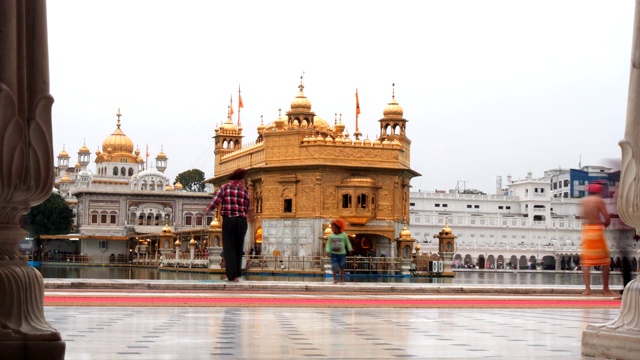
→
(2, 340, 66, 360)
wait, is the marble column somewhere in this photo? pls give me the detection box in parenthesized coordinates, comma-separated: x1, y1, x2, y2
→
(582, 1, 640, 358)
(0, 1, 65, 359)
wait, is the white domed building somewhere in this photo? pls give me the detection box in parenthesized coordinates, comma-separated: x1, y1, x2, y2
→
(47, 110, 212, 262)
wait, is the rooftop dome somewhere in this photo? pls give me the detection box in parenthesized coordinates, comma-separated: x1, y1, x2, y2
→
(78, 144, 90, 154)
(313, 115, 328, 131)
(383, 84, 404, 118)
(102, 110, 135, 154)
(156, 150, 167, 159)
(290, 80, 312, 111)
(58, 147, 69, 158)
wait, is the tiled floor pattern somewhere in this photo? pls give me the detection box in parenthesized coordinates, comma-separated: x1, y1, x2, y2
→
(46, 306, 619, 359)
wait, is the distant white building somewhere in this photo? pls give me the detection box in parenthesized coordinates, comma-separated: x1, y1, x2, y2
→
(409, 170, 638, 270)
(45, 110, 213, 262)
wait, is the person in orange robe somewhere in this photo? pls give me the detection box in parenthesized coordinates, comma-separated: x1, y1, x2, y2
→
(580, 183, 616, 296)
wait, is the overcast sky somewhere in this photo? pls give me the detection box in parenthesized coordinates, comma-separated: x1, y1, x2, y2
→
(47, 0, 635, 194)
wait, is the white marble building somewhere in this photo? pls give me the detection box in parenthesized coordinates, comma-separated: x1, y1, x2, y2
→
(409, 171, 639, 270)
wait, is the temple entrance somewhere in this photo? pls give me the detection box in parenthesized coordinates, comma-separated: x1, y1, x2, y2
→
(350, 234, 375, 257)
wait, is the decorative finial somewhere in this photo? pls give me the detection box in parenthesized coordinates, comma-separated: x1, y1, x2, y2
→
(116, 108, 122, 128)
(392, 83, 395, 98)
(260, 115, 264, 124)
(339, 113, 342, 123)
(334, 113, 337, 123)
(278, 108, 282, 117)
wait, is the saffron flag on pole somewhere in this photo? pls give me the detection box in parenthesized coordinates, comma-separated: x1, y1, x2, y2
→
(356, 88, 361, 116)
(238, 86, 244, 109)
(229, 95, 234, 116)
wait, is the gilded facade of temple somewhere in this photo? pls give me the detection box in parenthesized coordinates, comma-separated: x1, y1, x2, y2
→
(205, 81, 420, 259)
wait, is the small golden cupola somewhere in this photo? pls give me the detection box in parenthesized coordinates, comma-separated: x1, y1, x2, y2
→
(290, 78, 312, 112)
(383, 84, 404, 119)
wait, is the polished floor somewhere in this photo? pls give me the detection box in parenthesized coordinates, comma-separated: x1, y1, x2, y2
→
(46, 306, 618, 360)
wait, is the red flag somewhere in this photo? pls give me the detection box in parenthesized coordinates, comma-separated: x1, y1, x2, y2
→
(356, 89, 361, 116)
(238, 93, 244, 109)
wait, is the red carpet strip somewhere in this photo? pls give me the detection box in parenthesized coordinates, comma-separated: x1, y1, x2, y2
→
(44, 296, 621, 308)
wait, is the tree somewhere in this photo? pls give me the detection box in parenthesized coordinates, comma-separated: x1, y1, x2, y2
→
(175, 169, 205, 192)
(460, 189, 486, 195)
(24, 192, 74, 238)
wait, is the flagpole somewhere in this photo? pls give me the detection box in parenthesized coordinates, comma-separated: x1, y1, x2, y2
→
(145, 144, 149, 170)
(238, 85, 242, 128)
(354, 88, 362, 140)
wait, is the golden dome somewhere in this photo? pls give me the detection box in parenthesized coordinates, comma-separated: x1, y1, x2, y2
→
(209, 218, 220, 229)
(313, 116, 328, 131)
(61, 175, 70, 183)
(75, 162, 81, 168)
(415, 244, 421, 251)
(274, 110, 287, 130)
(174, 238, 182, 246)
(257, 117, 266, 133)
(102, 111, 135, 154)
(400, 224, 412, 239)
(189, 237, 197, 246)
(441, 224, 453, 236)
(165, 184, 174, 191)
(58, 148, 69, 157)
(383, 85, 404, 118)
(156, 150, 167, 159)
(324, 223, 332, 237)
(290, 81, 312, 111)
(220, 115, 238, 131)
(78, 144, 90, 154)
(162, 223, 172, 234)
(174, 181, 184, 190)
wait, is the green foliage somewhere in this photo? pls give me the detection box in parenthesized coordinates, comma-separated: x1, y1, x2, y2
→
(25, 192, 74, 238)
(460, 189, 486, 195)
(175, 169, 205, 192)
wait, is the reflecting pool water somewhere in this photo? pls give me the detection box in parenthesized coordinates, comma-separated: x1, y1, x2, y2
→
(36, 264, 636, 286)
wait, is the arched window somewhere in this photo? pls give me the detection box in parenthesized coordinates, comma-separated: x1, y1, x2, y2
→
(146, 213, 153, 225)
(184, 212, 193, 226)
(91, 211, 99, 224)
(110, 211, 117, 224)
(129, 212, 136, 225)
(149, 181, 155, 191)
(120, 167, 126, 176)
(342, 193, 352, 208)
(138, 213, 145, 225)
(357, 194, 368, 209)
(195, 213, 203, 226)
(100, 211, 108, 224)
(128, 168, 134, 176)
(112, 167, 118, 176)
(154, 213, 161, 226)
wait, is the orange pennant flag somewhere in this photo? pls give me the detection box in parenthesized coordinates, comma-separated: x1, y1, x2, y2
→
(356, 89, 361, 116)
(238, 93, 244, 109)
(229, 95, 234, 116)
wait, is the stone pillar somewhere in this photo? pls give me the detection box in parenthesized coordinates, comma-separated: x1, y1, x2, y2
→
(0, 1, 66, 358)
(582, 1, 640, 357)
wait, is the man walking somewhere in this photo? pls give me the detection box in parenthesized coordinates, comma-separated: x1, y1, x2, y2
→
(205, 168, 250, 282)
(580, 183, 616, 296)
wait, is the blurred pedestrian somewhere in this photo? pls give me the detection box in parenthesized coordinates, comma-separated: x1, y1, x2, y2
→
(325, 218, 352, 284)
(579, 183, 617, 296)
